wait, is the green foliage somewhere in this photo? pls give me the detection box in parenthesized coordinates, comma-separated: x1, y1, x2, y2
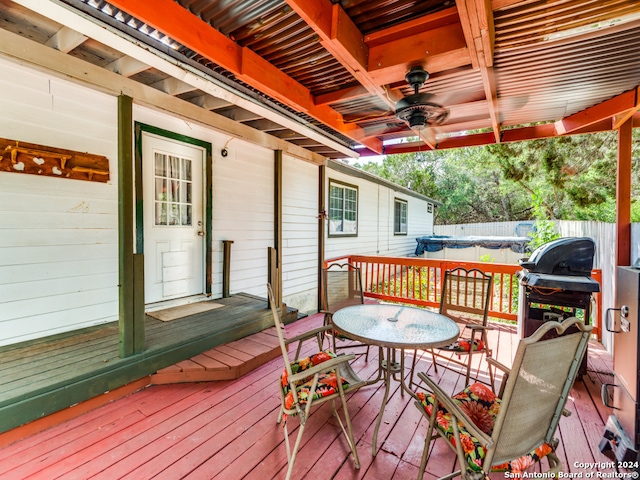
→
(479, 253, 495, 263)
(354, 128, 640, 224)
(528, 220, 560, 251)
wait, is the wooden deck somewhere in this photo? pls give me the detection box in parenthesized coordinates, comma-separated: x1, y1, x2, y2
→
(0, 293, 296, 434)
(151, 328, 281, 384)
(0, 311, 616, 479)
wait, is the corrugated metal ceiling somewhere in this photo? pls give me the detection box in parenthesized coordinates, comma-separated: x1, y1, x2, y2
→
(2, 0, 639, 158)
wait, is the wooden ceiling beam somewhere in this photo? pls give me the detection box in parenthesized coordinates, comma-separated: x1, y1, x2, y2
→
(104, 55, 150, 77)
(456, 0, 500, 143)
(555, 88, 639, 134)
(149, 77, 198, 96)
(612, 86, 640, 129)
(107, 0, 383, 153)
(314, 85, 370, 106)
(367, 23, 470, 85)
(365, 7, 460, 46)
(190, 95, 233, 111)
(45, 26, 87, 53)
(285, 0, 399, 112)
(360, 116, 620, 155)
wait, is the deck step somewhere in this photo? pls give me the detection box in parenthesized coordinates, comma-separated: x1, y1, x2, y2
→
(150, 327, 281, 384)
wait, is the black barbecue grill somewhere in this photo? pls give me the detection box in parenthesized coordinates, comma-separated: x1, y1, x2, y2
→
(517, 237, 600, 374)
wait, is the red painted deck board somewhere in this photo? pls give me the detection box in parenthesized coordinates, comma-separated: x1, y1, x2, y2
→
(0, 312, 617, 480)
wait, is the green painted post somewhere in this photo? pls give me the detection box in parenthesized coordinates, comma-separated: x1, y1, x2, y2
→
(118, 95, 145, 357)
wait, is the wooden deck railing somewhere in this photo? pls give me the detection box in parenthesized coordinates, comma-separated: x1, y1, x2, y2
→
(324, 254, 602, 337)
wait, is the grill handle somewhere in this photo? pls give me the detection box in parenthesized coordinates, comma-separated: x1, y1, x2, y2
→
(601, 383, 619, 410)
(605, 308, 622, 333)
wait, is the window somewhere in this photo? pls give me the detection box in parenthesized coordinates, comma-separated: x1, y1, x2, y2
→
(394, 198, 408, 235)
(329, 181, 358, 235)
(154, 152, 193, 226)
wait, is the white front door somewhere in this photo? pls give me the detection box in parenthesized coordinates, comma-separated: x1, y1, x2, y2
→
(143, 132, 205, 304)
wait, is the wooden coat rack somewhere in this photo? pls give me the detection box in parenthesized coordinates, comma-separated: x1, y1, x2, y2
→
(0, 138, 110, 183)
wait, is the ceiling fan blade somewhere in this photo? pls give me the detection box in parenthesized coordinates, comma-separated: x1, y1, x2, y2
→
(436, 88, 487, 107)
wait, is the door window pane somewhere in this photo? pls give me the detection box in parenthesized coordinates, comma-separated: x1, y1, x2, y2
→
(153, 152, 194, 226)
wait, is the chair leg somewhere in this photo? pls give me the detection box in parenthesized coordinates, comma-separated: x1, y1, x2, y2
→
(431, 349, 439, 373)
(465, 353, 472, 387)
(486, 350, 495, 393)
(285, 420, 306, 480)
(409, 350, 418, 388)
(418, 399, 439, 480)
(334, 392, 361, 469)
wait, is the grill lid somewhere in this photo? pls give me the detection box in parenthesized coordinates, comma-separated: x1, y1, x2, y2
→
(519, 237, 595, 276)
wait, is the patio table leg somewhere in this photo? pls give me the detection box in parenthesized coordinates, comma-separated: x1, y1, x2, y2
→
(372, 346, 402, 456)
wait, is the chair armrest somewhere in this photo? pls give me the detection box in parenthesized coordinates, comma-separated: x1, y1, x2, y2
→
(285, 325, 332, 346)
(288, 354, 356, 383)
(486, 357, 511, 375)
(416, 372, 493, 447)
(467, 324, 494, 331)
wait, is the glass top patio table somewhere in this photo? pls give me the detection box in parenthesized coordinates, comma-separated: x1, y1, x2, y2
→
(331, 304, 460, 350)
(332, 303, 460, 457)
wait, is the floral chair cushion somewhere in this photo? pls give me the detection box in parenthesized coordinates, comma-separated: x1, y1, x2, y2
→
(417, 382, 553, 474)
(439, 337, 484, 352)
(281, 351, 350, 411)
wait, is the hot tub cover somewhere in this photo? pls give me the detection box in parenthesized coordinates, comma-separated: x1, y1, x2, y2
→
(415, 235, 530, 256)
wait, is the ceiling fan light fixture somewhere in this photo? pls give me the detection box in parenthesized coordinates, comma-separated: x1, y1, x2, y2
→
(407, 111, 427, 129)
(394, 66, 449, 128)
(395, 98, 449, 128)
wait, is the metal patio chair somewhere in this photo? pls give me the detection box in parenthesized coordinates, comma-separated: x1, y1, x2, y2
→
(321, 263, 370, 360)
(414, 317, 592, 480)
(267, 283, 365, 480)
(412, 267, 495, 390)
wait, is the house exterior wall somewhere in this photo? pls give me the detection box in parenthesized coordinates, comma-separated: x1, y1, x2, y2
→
(0, 57, 281, 346)
(0, 57, 119, 346)
(0, 56, 434, 345)
(325, 164, 434, 260)
(281, 156, 319, 314)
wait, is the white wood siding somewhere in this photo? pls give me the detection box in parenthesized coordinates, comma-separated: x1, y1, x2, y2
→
(0, 58, 118, 346)
(325, 168, 432, 259)
(282, 155, 318, 313)
(211, 141, 274, 297)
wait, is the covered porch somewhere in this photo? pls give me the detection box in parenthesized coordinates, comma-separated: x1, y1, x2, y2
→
(0, 310, 615, 479)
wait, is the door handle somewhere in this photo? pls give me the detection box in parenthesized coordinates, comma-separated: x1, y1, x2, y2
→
(198, 231, 205, 236)
(605, 308, 622, 333)
(601, 383, 619, 410)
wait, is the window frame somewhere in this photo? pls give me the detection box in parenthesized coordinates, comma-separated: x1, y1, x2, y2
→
(328, 180, 359, 237)
(394, 198, 408, 235)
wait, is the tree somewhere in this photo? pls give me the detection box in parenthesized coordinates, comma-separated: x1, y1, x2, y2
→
(354, 129, 640, 224)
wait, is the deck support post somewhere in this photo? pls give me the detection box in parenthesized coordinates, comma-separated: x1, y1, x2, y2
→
(616, 117, 632, 267)
(273, 150, 283, 305)
(119, 95, 145, 357)
(318, 164, 326, 311)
